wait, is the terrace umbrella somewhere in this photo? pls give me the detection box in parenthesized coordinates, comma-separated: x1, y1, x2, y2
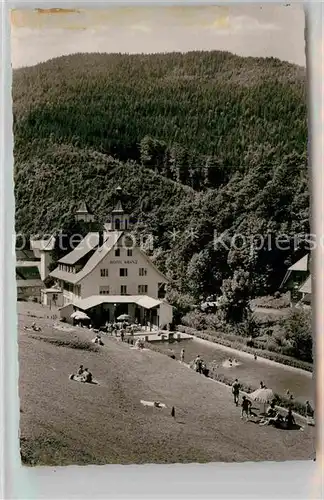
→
(250, 388, 274, 414)
(117, 314, 131, 321)
(71, 311, 90, 321)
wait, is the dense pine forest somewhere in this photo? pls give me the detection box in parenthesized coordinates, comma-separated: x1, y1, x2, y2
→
(13, 51, 309, 314)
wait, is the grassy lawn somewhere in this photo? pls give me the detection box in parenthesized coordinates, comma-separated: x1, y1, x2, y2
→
(19, 304, 315, 466)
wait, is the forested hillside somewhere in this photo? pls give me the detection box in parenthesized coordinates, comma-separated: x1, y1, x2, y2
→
(13, 51, 309, 310)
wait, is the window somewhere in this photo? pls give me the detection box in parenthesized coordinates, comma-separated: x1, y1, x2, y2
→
(158, 283, 166, 299)
(115, 248, 120, 257)
(115, 218, 121, 230)
(99, 286, 110, 295)
(139, 268, 147, 276)
(100, 269, 109, 277)
(127, 249, 132, 257)
(138, 285, 148, 294)
(120, 285, 127, 295)
(120, 268, 128, 277)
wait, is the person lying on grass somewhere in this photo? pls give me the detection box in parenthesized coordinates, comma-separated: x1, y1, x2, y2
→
(70, 367, 93, 383)
(81, 368, 93, 383)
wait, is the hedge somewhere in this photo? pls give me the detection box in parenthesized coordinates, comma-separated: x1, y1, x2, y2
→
(176, 325, 313, 372)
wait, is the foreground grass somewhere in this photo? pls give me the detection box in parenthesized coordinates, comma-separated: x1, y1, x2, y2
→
(19, 307, 315, 466)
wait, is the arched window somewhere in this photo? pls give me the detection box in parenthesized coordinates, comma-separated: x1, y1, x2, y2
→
(115, 218, 120, 230)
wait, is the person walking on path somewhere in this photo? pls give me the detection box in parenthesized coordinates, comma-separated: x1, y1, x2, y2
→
(180, 348, 185, 363)
(232, 378, 240, 406)
(241, 396, 252, 420)
(195, 355, 203, 374)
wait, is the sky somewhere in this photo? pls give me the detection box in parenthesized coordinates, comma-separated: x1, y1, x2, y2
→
(10, 5, 306, 69)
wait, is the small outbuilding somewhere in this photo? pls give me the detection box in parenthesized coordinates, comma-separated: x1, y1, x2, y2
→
(41, 288, 63, 308)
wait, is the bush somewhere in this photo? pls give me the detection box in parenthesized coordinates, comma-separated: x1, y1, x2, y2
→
(279, 309, 312, 363)
(251, 294, 290, 310)
(30, 335, 99, 352)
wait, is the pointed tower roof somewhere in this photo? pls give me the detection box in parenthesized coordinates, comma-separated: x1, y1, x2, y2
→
(112, 199, 125, 214)
(76, 201, 92, 214)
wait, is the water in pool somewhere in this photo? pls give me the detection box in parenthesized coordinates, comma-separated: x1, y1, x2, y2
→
(153, 338, 314, 404)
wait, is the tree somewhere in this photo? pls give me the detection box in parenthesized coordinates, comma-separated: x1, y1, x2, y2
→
(218, 270, 250, 323)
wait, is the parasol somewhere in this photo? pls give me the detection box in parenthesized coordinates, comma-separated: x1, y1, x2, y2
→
(71, 311, 90, 321)
(117, 314, 131, 321)
(250, 388, 274, 414)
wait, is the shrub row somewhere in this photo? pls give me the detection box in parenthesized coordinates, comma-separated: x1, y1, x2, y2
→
(176, 325, 313, 372)
(250, 294, 290, 310)
(30, 334, 99, 352)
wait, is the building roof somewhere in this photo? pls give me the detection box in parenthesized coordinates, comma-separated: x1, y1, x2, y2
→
(58, 232, 100, 265)
(17, 279, 43, 288)
(42, 287, 63, 293)
(51, 230, 169, 285)
(288, 254, 309, 272)
(16, 249, 37, 261)
(76, 201, 92, 214)
(50, 231, 123, 284)
(280, 254, 310, 289)
(16, 260, 41, 269)
(70, 295, 164, 311)
(299, 276, 311, 295)
(30, 235, 56, 251)
(112, 200, 125, 214)
(16, 261, 41, 281)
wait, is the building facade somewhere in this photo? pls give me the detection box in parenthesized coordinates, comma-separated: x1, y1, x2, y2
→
(50, 192, 172, 328)
(280, 254, 311, 307)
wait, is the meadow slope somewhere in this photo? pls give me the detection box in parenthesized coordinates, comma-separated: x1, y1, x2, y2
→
(19, 307, 314, 465)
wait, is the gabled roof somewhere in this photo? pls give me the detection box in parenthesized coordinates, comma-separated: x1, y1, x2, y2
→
(288, 254, 309, 272)
(58, 232, 100, 265)
(299, 276, 311, 295)
(50, 231, 123, 284)
(137, 247, 169, 282)
(280, 254, 310, 289)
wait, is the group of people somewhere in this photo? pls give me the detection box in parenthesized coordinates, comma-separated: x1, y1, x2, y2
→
(70, 365, 93, 383)
(232, 378, 314, 430)
(92, 334, 104, 346)
(104, 320, 140, 337)
(193, 355, 209, 377)
(258, 402, 297, 429)
(225, 357, 239, 367)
